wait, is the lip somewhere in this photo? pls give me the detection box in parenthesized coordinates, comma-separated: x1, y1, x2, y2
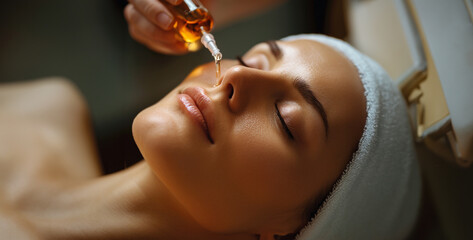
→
(177, 87, 215, 143)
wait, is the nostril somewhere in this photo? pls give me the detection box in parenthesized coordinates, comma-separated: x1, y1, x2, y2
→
(227, 84, 234, 99)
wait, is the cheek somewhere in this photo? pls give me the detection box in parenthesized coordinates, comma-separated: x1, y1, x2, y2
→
(183, 64, 215, 86)
(224, 118, 302, 205)
(132, 101, 208, 177)
(133, 105, 181, 164)
(183, 60, 238, 86)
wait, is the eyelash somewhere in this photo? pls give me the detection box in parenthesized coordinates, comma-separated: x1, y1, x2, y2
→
(275, 103, 294, 140)
(237, 55, 293, 140)
(236, 55, 248, 67)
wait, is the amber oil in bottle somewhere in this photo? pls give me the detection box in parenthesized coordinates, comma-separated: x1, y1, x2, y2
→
(161, 0, 222, 81)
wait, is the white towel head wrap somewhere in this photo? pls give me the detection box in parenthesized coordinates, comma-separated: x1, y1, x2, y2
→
(280, 34, 421, 239)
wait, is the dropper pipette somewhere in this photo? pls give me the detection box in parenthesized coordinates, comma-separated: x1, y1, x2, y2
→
(200, 27, 222, 85)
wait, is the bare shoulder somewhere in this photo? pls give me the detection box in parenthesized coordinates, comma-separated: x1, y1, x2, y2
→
(0, 204, 39, 240)
(0, 77, 102, 188)
(0, 77, 87, 120)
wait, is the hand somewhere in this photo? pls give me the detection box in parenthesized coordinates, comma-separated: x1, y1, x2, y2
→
(124, 0, 188, 55)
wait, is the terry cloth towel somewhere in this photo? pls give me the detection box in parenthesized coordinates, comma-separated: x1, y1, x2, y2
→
(281, 34, 421, 239)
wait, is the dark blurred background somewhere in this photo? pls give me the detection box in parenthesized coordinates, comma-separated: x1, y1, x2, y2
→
(0, 0, 343, 174)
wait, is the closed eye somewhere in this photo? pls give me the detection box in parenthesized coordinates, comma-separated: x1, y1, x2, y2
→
(275, 103, 294, 140)
(238, 55, 294, 140)
(236, 55, 249, 67)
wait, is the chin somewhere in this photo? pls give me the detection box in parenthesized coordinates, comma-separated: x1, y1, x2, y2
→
(132, 103, 184, 163)
(132, 99, 211, 177)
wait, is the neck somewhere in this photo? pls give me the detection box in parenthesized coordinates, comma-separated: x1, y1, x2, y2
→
(25, 161, 256, 240)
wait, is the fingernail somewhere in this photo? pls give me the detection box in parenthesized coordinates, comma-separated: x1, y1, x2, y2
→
(157, 12, 173, 29)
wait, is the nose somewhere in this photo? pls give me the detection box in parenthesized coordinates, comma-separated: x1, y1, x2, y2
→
(217, 65, 288, 113)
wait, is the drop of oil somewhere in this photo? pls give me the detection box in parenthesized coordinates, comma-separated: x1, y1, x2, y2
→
(214, 53, 223, 86)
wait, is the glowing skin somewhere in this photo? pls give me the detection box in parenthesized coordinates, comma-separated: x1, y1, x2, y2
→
(0, 39, 366, 239)
(133, 39, 366, 235)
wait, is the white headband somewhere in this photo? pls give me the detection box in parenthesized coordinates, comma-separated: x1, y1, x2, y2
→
(281, 34, 421, 239)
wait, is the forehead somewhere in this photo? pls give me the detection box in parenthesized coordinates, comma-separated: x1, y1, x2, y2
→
(245, 39, 359, 88)
(278, 39, 358, 84)
(244, 38, 363, 107)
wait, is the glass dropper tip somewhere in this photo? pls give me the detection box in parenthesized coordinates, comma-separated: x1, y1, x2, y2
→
(200, 27, 221, 60)
(200, 27, 223, 86)
(215, 54, 222, 84)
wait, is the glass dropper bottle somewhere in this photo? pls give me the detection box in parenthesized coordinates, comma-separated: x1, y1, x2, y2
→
(161, 0, 223, 82)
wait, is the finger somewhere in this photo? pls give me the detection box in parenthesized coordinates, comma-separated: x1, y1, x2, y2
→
(149, 40, 189, 55)
(126, 5, 177, 43)
(129, 0, 174, 30)
(126, 5, 188, 55)
(128, 24, 150, 46)
(130, 26, 188, 55)
(124, 4, 137, 23)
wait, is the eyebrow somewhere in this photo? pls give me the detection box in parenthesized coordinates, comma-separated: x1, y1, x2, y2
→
(293, 78, 329, 138)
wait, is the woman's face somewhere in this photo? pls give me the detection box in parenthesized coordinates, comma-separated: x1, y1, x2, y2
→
(133, 39, 366, 234)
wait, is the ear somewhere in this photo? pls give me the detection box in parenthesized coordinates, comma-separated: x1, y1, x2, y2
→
(258, 233, 276, 240)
